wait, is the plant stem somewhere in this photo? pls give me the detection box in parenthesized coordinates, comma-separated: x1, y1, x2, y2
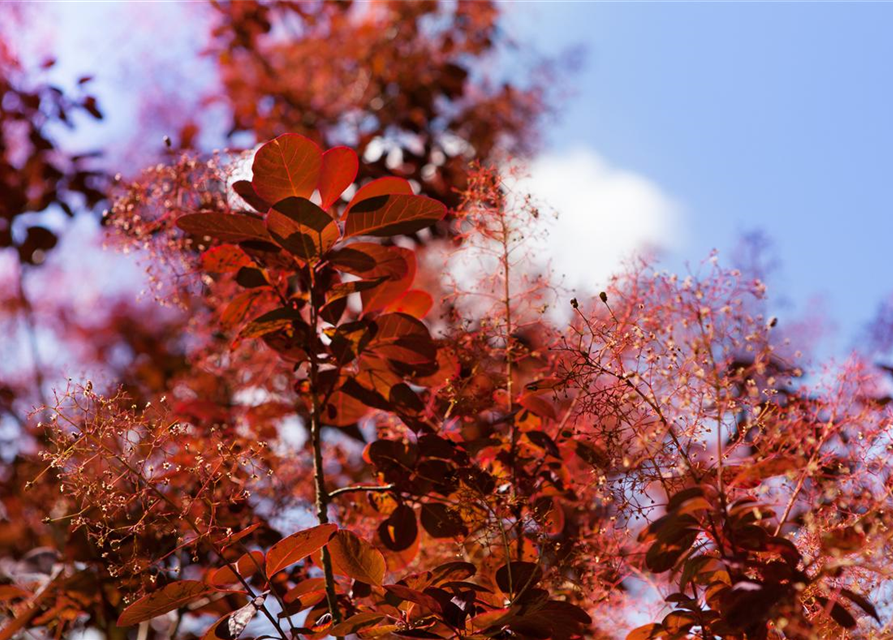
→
(498, 210, 524, 561)
(308, 278, 342, 625)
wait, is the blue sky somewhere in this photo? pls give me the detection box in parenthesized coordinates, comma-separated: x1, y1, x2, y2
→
(509, 2, 893, 356)
(27, 2, 893, 359)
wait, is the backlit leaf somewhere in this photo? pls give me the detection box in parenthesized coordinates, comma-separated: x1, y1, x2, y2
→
(329, 612, 386, 637)
(265, 523, 337, 578)
(344, 194, 446, 238)
(201, 245, 253, 273)
(240, 307, 308, 340)
(265, 197, 339, 261)
(626, 623, 667, 640)
(361, 247, 415, 313)
(327, 529, 387, 586)
(816, 596, 857, 629)
(343, 177, 413, 219)
(202, 597, 263, 640)
(728, 455, 803, 488)
(207, 551, 265, 586)
(319, 147, 358, 210)
(384, 290, 434, 319)
(383, 584, 442, 613)
(251, 133, 322, 204)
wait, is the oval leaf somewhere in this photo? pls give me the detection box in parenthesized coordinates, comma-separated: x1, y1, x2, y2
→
(207, 551, 265, 586)
(117, 581, 215, 626)
(265, 523, 337, 578)
(384, 290, 434, 319)
(330, 612, 386, 637)
(343, 177, 414, 219)
(319, 147, 359, 210)
(327, 529, 387, 586)
(420, 503, 467, 539)
(252, 133, 322, 204)
(178, 212, 272, 244)
(266, 196, 339, 261)
(345, 194, 446, 238)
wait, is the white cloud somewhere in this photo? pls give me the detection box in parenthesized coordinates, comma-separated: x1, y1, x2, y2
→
(518, 147, 683, 291)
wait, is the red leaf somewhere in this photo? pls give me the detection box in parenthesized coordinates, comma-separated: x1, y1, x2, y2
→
(625, 624, 668, 640)
(201, 246, 254, 273)
(217, 523, 263, 549)
(319, 147, 358, 210)
(384, 290, 434, 319)
(202, 598, 261, 640)
(220, 290, 267, 331)
(378, 504, 418, 552)
(343, 177, 414, 219)
(420, 503, 467, 539)
(329, 612, 386, 637)
(324, 388, 372, 426)
(232, 179, 271, 212)
(495, 562, 542, 597)
(330, 242, 412, 311)
(117, 581, 216, 626)
(283, 578, 327, 607)
(327, 529, 387, 586)
(207, 551, 265, 586)
(251, 133, 322, 204)
(518, 392, 556, 419)
(178, 212, 272, 244)
(360, 247, 415, 313)
(344, 194, 446, 238)
(368, 313, 436, 366)
(384, 584, 442, 613)
(728, 455, 803, 488)
(265, 197, 339, 261)
(265, 523, 337, 578)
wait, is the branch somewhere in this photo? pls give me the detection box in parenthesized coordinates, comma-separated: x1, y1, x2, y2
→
(328, 484, 395, 499)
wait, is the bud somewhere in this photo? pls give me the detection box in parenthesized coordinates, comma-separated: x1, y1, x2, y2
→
(599, 291, 608, 304)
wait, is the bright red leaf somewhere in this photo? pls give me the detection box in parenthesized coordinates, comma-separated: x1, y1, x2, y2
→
(319, 147, 358, 210)
(265, 523, 337, 578)
(344, 194, 446, 238)
(251, 133, 322, 204)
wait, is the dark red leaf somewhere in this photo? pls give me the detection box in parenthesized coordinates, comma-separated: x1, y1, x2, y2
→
(178, 212, 272, 245)
(378, 504, 418, 552)
(420, 503, 467, 539)
(383, 584, 442, 613)
(117, 581, 217, 626)
(232, 179, 270, 212)
(495, 562, 542, 597)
